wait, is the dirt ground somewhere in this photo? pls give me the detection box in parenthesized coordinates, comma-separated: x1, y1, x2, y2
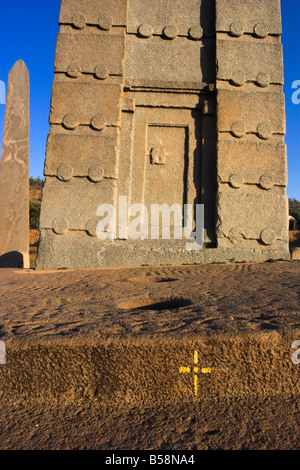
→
(0, 260, 299, 450)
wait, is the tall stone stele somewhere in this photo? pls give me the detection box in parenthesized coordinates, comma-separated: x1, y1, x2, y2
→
(36, 0, 289, 269)
(0, 60, 30, 268)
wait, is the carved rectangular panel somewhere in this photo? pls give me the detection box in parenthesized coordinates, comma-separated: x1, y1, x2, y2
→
(144, 125, 188, 208)
(216, 39, 283, 84)
(217, 89, 285, 136)
(59, 0, 128, 27)
(217, 140, 287, 187)
(127, 0, 214, 36)
(39, 177, 116, 231)
(125, 35, 214, 86)
(44, 131, 120, 179)
(49, 82, 122, 127)
(54, 33, 125, 76)
(216, 0, 282, 35)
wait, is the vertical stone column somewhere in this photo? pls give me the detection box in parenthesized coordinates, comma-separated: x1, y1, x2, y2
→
(0, 60, 30, 268)
(215, 0, 289, 259)
(36, 0, 128, 269)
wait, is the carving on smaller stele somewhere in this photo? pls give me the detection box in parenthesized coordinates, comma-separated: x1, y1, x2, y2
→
(229, 227, 246, 244)
(72, 14, 86, 29)
(229, 173, 244, 188)
(90, 114, 106, 131)
(57, 163, 73, 182)
(230, 70, 245, 87)
(85, 218, 99, 237)
(52, 217, 69, 235)
(62, 113, 79, 130)
(88, 165, 104, 182)
(98, 14, 112, 31)
(138, 24, 153, 38)
(162, 25, 178, 39)
(257, 122, 272, 140)
(231, 121, 246, 138)
(229, 22, 244, 37)
(67, 63, 81, 78)
(253, 23, 269, 38)
(150, 147, 167, 165)
(259, 173, 274, 190)
(188, 26, 203, 40)
(260, 228, 276, 245)
(256, 72, 270, 88)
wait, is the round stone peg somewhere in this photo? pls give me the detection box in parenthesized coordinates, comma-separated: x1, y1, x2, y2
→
(62, 114, 79, 130)
(94, 64, 109, 80)
(253, 23, 269, 38)
(138, 24, 153, 38)
(85, 218, 100, 237)
(256, 72, 270, 88)
(259, 173, 274, 190)
(231, 121, 246, 138)
(229, 227, 246, 244)
(229, 173, 244, 188)
(162, 25, 178, 39)
(90, 114, 106, 131)
(231, 70, 246, 87)
(257, 122, 272, 140)
(57, 163, 73, 182)
(188, 26, 203, 40)
(52, 218, 69, 235)
(98, 14, 112, 31)
(72, 14, 86, 29)
(67, 63, 81, 78)
(88, 165, 104, 182)
(260, 228, 276, 245)
(229, 22, 244, 37)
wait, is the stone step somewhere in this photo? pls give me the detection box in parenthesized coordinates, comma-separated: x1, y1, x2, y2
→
(1, 333, 299, 403)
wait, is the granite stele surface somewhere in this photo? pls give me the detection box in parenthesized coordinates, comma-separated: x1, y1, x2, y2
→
(36, 0, 290, 269)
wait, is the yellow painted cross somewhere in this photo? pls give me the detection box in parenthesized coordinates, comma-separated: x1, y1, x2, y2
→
(179, 350, 211, 396)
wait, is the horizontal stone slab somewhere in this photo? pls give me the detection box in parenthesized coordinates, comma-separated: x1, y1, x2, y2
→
(44, 131, 120, 179)
(49, 82, 122, 128)
(216, 0, 282, 36)
(217, 190, 288, 241)
(125, 35, 215, 85)
(35, 229, 290, 270)
(128, 90, 210, 110)
(127, 0, 215, 37)
(39, 177, 117, 231)
(54, 33, 125, 76)
(217, 140, 287, 187)
(217, 89, 285, 136)
(216, 39, 283, 84)
(59, 0, 127, 28)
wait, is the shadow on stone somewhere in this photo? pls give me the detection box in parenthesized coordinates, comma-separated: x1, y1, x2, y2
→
(0, 251, 24, 268)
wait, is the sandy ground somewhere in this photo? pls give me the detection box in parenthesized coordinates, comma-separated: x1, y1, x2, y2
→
(0, 260, 299, 450)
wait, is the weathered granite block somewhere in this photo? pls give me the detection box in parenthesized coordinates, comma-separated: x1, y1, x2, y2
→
(0, 60, 30, 268)
(59, 0, 128, 27)
(54, 33, 126, 76)
(39, 177, 117, 232)
(217, 140, 287, 187)
(50, 82, 123, 128)
(215, 0, 282, 35)
(125, 35, 215, 86)
(44, 130, 120, 179)
(217, 89, 285, 136)
(217, 189, 288, 244)
(127, 0, 215, 36)
(216, 39, 283, 85)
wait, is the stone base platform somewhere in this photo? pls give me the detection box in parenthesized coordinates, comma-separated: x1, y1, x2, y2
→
(0, 261, 299, 449)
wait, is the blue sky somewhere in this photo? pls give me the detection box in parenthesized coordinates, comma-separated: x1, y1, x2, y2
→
(0, 0, 299, 199)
